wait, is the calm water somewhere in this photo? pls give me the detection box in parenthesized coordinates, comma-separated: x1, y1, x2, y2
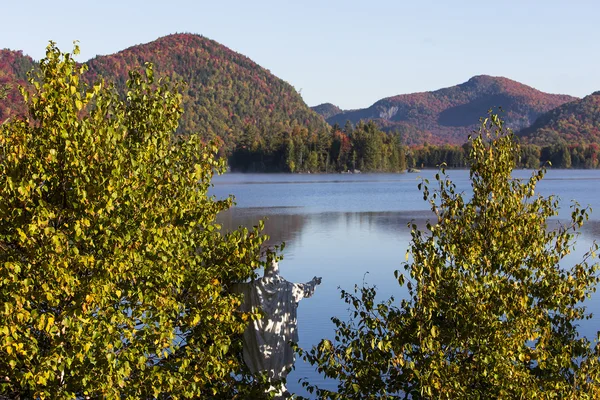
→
(211, 170, 600, 397)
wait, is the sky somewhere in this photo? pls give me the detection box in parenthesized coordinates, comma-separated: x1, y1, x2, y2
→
(2, 0, 599, 109)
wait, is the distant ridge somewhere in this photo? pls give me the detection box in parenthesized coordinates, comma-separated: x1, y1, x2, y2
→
(311, 103, 343, 120)
(518, 92, 600, 145)
(1, 38, 594, 150)
(322, 75, 577, 145)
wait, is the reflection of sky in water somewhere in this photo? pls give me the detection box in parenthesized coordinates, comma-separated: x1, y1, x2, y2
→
(212, 171, 600, 397)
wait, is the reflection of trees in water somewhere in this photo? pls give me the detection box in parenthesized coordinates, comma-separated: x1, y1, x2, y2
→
(219, 208, 600, 254)
(341, 210, 433, 235)
(218, 208, 308, 247)
(307, 210, 433, 236)
(580, 219, 600, 241)
(218, 209, 435, 249)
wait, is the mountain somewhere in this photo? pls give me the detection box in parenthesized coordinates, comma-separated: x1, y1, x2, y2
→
(311, 103, 343, 120)
(325, 75, 577, 145)
(0, 34, 329, 152)
(0, 49, 36, 121)
(84, 34, 329, 150)
(518, 92, 600, 145)
(1, 40, 590, 152)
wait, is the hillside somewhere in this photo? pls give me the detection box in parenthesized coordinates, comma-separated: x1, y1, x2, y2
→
(311, 103, 343, 120)
(0, 34, 329, 153)
(2, 39, 593, 166)
(518, 93, 600, 145)
(325, 75, 577, 145)
(0, 49, 37, 121)
(84, 34, 329, 151)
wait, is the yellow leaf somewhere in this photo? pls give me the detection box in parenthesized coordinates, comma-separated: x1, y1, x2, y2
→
(46, 315, 55, 331)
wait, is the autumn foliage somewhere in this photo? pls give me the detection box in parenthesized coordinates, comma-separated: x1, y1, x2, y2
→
(0, 43, 270, 399)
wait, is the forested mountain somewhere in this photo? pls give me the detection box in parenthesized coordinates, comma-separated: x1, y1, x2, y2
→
(311, 103, 343, 120)
(0, 35, 406, 173)
(3, 37, 600, 170)
(518, 92, 600, 145)
(0, 49, 36, 121)
(325, 75, 577, 145)
(84, 34, 329, 152)
(0, 34, 329, 156)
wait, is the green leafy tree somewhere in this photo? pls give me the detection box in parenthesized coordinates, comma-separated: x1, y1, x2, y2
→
(519, 144, 541, 169)
(305, 150, 319, 173)
(542, 142, 572, 169)
(285, 137, 296, 173)
(0, 43, 269, 399)
(0, 84, 8, 100)
(301, 113, 600, 398)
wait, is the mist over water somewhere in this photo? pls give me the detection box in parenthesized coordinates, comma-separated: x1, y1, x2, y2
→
(212, 170, 600, 397)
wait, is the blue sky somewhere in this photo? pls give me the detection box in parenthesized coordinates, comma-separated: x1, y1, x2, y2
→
(2, 0, 599, 109)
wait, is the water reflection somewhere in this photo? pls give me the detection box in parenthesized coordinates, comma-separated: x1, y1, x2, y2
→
(218, 207, 308, 247)
(210, 171, 600, 397)
(218, 207, 600, 398)
(218, 208, 435, 243)
(582, 219, 600, 239)
(219, 207, 600, 249)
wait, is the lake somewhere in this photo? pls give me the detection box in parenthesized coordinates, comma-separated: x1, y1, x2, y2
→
(210, 169, 600, 397)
